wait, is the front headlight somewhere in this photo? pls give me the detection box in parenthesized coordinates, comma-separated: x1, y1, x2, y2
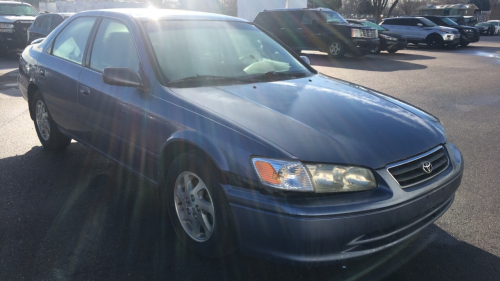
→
(252, 158, 377, 193)
(380, 34, 397, 41)
(351, 28, 362, 38)
(306, 164, 377, 193)
(463, 29, 473, 33)
(0, 23, 14, 29)
(252, 158, 313, 192)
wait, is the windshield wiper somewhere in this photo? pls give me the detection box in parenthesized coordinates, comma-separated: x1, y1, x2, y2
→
(167, 74, 250, 86)
(245, 71, 308, 80)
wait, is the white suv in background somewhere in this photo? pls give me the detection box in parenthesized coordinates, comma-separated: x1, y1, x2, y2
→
(0, 1, 38, 53)
(486, 20, 500, 35)
(380, 17, 460, 48)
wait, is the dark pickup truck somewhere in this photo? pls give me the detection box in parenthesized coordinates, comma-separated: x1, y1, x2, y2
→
(254, 8, 379, 58)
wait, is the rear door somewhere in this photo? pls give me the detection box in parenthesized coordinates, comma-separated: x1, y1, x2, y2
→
(77, 17, 151, 174)
(36, 16, 97, 137)
(299, 11, 324, 50)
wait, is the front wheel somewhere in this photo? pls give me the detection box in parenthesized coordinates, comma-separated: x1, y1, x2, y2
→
(387, 48, 398, 53)
(426, 35, 443, 48)
(164, 152, 238, 258)
(327, 40, 346, 59)
(460, 42, 470, 47)
(32, 91, 71, 150)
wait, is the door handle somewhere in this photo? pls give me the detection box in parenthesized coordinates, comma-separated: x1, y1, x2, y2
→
(39, 69, 45, 76)
(79, 85, 90, 96)
(281, 28, 285, 30)
(297, 28, 303, 30)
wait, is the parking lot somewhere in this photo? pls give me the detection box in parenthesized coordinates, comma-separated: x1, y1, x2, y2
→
(1, 35, 499, 280)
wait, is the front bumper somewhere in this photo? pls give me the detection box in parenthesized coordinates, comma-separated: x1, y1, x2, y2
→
(224, 144, 463, 266)
(385, 38, 407, 51)
(0, 32, 27, 50)
(442, 34, 460, 45)
(461, 32, 480, 43)
(349, 38, 380, 54)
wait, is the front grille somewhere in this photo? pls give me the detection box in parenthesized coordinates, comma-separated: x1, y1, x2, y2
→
(361, 29, 377, 38)
(387, 146, 449, 188)
(13, 21, 32, 36)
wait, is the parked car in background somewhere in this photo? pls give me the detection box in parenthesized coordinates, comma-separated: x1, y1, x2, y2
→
(486, 20, 500, 35)
(0, 1, 38, 54)
(447, 16, 478, 27)
(475, 22, 496, 35)
(348, 19, 407, 53)
(380, 17, 460, 48)
(421, 16, 479, 47)
(254, 8, 379, 58)
(18, 9, 463, 266)
(27, 13, 74, 45)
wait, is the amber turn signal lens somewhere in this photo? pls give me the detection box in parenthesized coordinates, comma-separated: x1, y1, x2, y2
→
(254, 161, 281, 185)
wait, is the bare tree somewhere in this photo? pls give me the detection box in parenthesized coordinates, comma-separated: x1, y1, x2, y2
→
(371, 0, 390, 23)
(399, 0, 419, 15)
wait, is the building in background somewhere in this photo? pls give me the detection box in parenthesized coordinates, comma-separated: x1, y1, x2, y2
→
(416, 4, 478, 16)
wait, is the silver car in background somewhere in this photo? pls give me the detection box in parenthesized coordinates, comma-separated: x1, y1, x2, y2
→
(381, 17, 460, 48)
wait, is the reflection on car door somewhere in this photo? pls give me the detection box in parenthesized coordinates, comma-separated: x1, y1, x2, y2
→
(36, 16, 97, 136)
(77, 18, 155, 178)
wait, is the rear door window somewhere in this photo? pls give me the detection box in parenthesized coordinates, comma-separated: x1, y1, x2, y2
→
(50, 15, 64, 31)
(52, 17, 96, 64)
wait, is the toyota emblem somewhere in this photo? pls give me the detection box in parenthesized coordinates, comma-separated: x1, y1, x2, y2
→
(422, 162, 433, 174)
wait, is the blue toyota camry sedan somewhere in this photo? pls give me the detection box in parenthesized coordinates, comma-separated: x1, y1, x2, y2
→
(18, 9, 463, 266)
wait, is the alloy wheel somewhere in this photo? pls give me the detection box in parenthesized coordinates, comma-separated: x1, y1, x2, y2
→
(329, 43, 341, 55)
(174, 171, 215, 242)
(35, 100, 50, 141)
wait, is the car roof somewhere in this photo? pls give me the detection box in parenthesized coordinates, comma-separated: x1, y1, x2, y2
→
(0, 1, 32, 5)
(261, 8, 333, 12)
(88, 8, 247, 22)
(384, 17, 424, 20)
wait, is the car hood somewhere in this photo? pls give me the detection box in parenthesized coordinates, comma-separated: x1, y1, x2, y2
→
(0, 15, 36, 23)
(171, 75, 446, 168)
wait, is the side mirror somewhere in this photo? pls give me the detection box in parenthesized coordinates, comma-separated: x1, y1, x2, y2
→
(300, 55, 310, 65)
(30, 38, 45, 45)
(102, 67, 146, 89)
(417, 23, 423, 27)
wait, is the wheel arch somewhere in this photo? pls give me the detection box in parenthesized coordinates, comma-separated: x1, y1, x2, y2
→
(425, 32, 443, 41)
(158, 132, 230, 189)
(27, 83, 40, 121)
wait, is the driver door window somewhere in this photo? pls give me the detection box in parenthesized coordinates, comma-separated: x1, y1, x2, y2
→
(89, 19, 139, 72)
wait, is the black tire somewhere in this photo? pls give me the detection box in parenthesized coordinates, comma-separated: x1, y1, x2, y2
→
(292, 49, 302, 55)
(387, 48, 398, 53)
(460, 42, 470, 47)
(327, 40, 346, 59)
(426, 35, 443, 48)
(32, 91, 71, 150)
(163, 152, 238, 258)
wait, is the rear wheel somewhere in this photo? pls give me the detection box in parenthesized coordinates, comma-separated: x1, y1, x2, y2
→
(164, 152, 238, 258)
(387, 48, 398, 53)
(32, 91, 71, 150)
(426, 35, 443, 48)
(327, 40, 346, 59)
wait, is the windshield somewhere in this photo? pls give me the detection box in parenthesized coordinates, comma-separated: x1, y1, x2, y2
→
(420, 18, 437, 27)
(361, 21, 386, 31)
(143, 21, 312, 87)
(442, 18, 458, 26)
(321, 11, 347, 23)
(0, 4, 38, 16)
(476, 23, 489, 27)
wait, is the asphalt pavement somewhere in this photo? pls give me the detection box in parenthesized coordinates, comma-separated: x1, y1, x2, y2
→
(1, 37, 500, 280)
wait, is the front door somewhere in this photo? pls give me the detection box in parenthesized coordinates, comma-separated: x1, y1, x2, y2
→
(77, 18, 153, 176)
